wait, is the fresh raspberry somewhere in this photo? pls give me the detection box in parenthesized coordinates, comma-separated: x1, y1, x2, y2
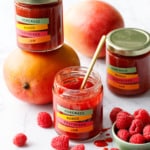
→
(71, 144, 85, 150)
(109, 107, 123, 123)
(51, 135, 69, 150)
(13, 133, 27, 147)
(103, 148, 108, 150)
(117, 129, 130, 142)
(116, 111, 133, 129)
(133, 109, 150, 125)
(129, 133, 145, 144)
(37, 112, 52, 128)
(143, 124, 150, 142)
(110, 148, 120, 150)
(129, 119, 144, 135)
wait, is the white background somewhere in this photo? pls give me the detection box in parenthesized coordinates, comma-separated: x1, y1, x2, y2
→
(0, 0, 150, 149)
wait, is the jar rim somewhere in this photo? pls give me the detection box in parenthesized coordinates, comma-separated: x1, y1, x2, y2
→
(106, 28, 150, 56)
(53, 66, 103, 99)
(15, 0, 60, 5)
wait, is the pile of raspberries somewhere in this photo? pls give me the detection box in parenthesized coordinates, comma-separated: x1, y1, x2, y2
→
(13, 112, 84, 150)
(110, 107, 150, 144)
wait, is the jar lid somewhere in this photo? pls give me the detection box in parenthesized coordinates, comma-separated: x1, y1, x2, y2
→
(15, 0, 59, 4)
(106, 28, 150, 56)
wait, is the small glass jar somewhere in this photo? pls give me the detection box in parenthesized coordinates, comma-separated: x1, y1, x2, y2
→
(15, 0, 63, 52)
(106, 28, 150, 96)
(52, 66, 103, 140)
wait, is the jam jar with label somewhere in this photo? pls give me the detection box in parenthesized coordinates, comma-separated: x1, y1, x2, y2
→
(53, 66, 103, 140)
(106, 28, 150, 96)
(15, 0, 63, 52)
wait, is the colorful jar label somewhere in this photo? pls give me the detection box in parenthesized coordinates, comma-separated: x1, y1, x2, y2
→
(16, 15, 50, 44)
(56, 104, 94, 133)
(16, 15, 49, 24)
(107, 65, 140, 90)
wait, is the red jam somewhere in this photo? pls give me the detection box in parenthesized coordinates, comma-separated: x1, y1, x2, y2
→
(106, 28, 150, 96)
(53, 66, 103, 140)
(15, 0, 63, 52)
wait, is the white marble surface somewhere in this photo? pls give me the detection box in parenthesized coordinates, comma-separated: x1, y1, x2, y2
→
(0, 0, 150, 149)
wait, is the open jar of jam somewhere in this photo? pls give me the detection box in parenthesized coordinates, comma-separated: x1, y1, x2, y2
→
(52, 66, 103, 140)
(106, 28, 150, 96)
(15, 0, 63, 52)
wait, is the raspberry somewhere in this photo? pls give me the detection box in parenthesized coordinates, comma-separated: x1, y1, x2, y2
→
(116, 111, 133, 129)
(71, 144, 85, 150)
(103, 148, 108, 150)
(129, 119, 144, 135)
(37, 112, 52, 128)
(134, 109, 150, 125)
(109, 107, 123, 123)
(103, 148, 119, 150)
(51, 135, 69, 150)
(13, 133, 27, 147)
(117, 129, 130, 142)
(143, 124, 150, 142)
(129, 133, 145, 144)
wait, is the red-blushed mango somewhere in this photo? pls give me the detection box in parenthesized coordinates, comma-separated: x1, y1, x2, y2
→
(3, 44, 80, 104)
(64, 0, 124, 58)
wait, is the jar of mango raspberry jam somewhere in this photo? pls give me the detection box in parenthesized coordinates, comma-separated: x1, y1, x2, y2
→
(52, 66, 103, 140)
(15, 0, 63, 52)
(106, 28, 150, 96)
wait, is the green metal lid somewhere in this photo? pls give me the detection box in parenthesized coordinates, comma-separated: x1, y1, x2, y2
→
(15, 0, 59, 5)
(106, 28, 150, 56)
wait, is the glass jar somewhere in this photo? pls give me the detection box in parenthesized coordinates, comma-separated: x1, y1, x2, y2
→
(15, 0, 63, 52)
(52, 66, 103, 140)
(106, 28, 150, 96)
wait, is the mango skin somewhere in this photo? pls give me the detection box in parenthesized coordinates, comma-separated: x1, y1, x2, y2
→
(64, 0, 124, 58)
(3, 44, 80, 104)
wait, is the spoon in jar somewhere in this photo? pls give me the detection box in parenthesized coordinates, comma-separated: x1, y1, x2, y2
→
(80, 35, 106, 89)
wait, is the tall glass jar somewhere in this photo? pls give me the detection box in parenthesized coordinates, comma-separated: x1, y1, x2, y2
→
(106, 28, 150, 96)
(53, 66, 103, 140)
(15, 0, 63, 52)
